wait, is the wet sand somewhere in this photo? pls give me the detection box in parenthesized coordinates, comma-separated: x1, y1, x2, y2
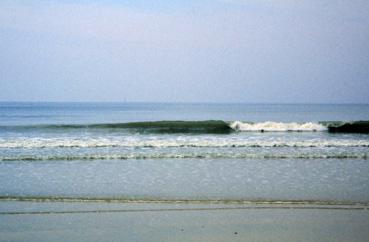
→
(1, 201, 368, 242)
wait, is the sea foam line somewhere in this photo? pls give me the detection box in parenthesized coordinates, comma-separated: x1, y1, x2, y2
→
(0, 138, 368, 148)
(1, 153, 368, 161)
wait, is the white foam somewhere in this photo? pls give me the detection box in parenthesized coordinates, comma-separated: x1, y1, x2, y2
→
(230, 121, 327, 132)
(0, 137, 368, 148)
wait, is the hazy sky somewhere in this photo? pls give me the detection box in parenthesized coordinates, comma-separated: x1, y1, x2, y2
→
(1, 0, 369, 103)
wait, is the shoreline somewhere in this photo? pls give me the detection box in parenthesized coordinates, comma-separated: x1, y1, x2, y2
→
(1, 196, 369, 207)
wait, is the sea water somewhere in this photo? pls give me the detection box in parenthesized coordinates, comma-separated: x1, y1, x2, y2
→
(1, 102, 369, 202)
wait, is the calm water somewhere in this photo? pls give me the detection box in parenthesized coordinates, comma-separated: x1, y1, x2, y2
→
(1, 102, 369, 202)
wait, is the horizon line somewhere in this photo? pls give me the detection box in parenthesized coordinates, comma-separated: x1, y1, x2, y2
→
(0, 101, 368, 105)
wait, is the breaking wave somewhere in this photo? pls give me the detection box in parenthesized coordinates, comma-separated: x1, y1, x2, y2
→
(0, 120, 232, 134)
(1, 120, 368, 133)
(230, 121, 327, 132)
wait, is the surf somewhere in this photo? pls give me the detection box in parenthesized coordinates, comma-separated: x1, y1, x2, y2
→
(1, 120, 369, 134)
(1, 137, 369, 148)
(229, 121, 327, 132)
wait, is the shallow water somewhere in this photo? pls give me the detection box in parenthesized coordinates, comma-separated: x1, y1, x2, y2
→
(1, 158, 368, 202)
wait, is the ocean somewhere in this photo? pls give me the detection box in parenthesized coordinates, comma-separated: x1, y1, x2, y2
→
(1, 102, 369, 203)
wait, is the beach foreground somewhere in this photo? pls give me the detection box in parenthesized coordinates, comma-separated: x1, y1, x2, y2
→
(1, 201, 368, 242)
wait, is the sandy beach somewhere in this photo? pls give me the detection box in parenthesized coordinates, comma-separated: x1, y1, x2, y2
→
(1, 200, 369, 242)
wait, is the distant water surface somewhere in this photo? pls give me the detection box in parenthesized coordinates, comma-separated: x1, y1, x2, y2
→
(1, 102, 369, 125)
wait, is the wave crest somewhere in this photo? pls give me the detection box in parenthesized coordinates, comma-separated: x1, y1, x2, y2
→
(230, 121, 327, 132)
(1, 120, 369, 133)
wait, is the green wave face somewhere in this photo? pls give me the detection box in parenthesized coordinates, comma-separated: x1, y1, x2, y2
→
(105, 120, 233, 134)
(326, 121, 369, 133)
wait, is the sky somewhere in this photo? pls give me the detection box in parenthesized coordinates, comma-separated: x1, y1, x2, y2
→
(1, 0, 369, 103)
